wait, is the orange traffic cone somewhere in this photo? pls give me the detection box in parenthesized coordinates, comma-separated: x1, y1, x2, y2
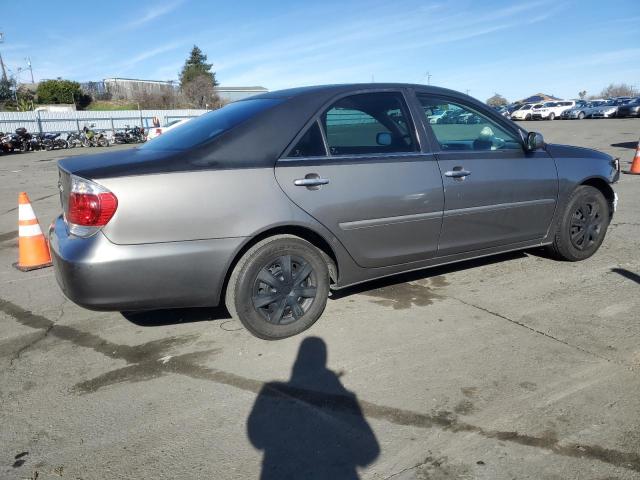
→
(624, 139, 640, 175)
(14, 192, 52, 272)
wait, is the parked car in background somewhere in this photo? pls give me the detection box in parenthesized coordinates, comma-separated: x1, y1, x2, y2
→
(616, 98, 640, 118)
(532, 100, 576, 120)
(49, 83, 620, 340)
(511, 103, 541, 120)
(494, 106, 512, 118)
(591, 99, 623, 119)
(561, 100, 605, 120)
(146, 118, 192, 141)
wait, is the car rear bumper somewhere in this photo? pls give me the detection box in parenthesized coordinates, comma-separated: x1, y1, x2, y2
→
(49, 215, 244, 311)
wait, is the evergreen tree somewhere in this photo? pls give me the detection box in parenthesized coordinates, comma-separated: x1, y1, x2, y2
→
(179, 45, 218, 87)
(0, 77, 15, 102)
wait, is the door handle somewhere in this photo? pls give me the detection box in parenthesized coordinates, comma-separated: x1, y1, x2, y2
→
(294, 176, 330, 187)
(444, 168, 471, 179)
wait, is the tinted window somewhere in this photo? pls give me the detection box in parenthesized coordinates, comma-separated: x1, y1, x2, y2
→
(141, 98, 281, 151)
(286, 121, 326, 157)
(321, 92, 416, 156)
(418, 96, 521, 151)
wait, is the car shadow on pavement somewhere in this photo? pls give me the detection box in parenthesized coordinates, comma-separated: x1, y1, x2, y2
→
(330, 250, 527, 300)
(121, 306, 231, 326)
(247, 337, 380, 480)
(611, 267, 640, 284)
(610, 141, 638, 149)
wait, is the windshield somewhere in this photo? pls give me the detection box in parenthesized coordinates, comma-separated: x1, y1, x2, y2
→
(543, 102, 556, 107)
(141, 98, 282, 151)
(520, 105, 531, 110)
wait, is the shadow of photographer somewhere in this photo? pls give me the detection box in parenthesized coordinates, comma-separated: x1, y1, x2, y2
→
(247, 337, 380, 479)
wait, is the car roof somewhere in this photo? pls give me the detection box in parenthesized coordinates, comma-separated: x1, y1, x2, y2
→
(247, 83, 466, 101)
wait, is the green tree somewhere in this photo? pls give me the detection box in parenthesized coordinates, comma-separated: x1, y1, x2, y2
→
(486, 93, 508, 107)
(0, 77, 15, 102)
(179, 45, 219, 87)
(578, 90, 587, 99)
(37, 79, 84, 104)
(16, 86, 36, 111)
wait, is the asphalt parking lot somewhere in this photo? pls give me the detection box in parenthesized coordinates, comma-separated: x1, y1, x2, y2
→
(1, 119, 639, 480)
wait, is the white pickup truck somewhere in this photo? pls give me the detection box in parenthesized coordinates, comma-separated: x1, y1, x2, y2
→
(531, 101, 576, 120)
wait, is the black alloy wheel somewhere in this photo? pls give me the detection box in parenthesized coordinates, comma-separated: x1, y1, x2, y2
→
(569, 199, 604, 251)
(548, 185, 609, 261)
(226, 235, 330, 340)
(252, 254, 317, 325)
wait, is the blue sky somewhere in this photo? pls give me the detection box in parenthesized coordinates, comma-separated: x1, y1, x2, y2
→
(1, 0, 638, 102)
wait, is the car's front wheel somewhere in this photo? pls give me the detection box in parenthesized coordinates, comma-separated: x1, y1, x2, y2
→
(547, 186, 610, 261)
(225, 235, 330, 340)
(549, 113, 555, 120)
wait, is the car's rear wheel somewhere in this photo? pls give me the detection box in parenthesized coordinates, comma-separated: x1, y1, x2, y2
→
(225, 235, 330, 340)
(549, 113, 555, 120)
(547, 186, 609, 261)
(525, 114, 531, 120)
(578, 112, 585, 120)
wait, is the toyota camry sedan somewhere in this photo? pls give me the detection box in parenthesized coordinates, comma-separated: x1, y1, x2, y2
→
(50, 84, 620, 340)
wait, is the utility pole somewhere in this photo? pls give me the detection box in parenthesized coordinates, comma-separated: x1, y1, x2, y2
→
(425, 71, 432, 85)
(465, 89, 470, 96)
(0, 32, 8, 82)
(26, 57, 34, 83)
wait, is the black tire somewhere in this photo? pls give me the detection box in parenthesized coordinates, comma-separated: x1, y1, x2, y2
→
(525, 114, 531, 120)
(225, 235, 330, 340)
(547, 186, 610, 261)
(578, 112, 585, 120)
(549, 113, 555, 121)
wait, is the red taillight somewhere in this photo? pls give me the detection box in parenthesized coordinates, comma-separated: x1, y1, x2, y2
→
(65, 175, 118, 237)
(68, 192, 117, 226)
(156, 128, 162, 135)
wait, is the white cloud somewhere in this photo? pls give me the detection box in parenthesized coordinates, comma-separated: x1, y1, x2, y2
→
(124, 0, 185, 29)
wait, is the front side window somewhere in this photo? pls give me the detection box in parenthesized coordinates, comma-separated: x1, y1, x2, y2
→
(321, 92, 417, 156)
(418, 96, 522, 151)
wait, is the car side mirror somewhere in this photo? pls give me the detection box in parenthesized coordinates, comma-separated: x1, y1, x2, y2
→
(525, 131, 544, 151)
(376, 132, 392, 146)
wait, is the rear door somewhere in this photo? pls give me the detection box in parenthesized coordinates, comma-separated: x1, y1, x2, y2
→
(275, 90, 444, 268)
(415, 94, 558, 256)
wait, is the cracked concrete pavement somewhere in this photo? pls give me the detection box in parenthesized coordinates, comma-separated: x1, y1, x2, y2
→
(1, 120, 639, 479)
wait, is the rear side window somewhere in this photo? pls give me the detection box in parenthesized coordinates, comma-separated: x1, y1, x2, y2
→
(418, 96, 522, 151)
(321, 92, 417, 156)
(286, 121, 326, 157)
(141, 98, 282, 151)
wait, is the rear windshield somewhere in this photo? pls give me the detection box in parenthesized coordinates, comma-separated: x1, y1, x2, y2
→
(141, 98, 281, 151)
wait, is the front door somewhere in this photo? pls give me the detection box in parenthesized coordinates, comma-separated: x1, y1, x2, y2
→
(275, 91, 444, 268)
(416, 94, 558, 256)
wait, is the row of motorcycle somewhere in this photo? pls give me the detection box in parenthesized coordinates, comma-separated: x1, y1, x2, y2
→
(0, 125, 146, 153)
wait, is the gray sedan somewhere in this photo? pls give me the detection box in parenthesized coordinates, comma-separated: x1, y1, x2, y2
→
(50, 84, 620, 339)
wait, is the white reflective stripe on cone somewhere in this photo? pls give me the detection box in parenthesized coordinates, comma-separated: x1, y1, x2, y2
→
(18, 204, 37, 221)
(19, 223, 43, 237)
